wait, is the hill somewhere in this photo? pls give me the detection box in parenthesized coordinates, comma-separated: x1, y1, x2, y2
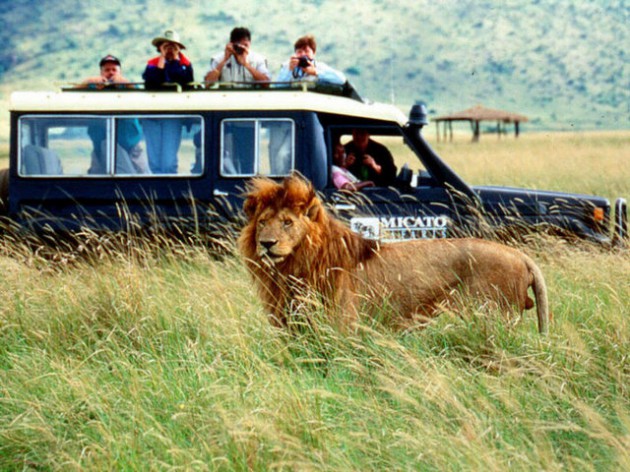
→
(0, 0, 628, 141)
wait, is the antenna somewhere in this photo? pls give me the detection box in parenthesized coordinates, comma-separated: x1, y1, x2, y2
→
(389, 56, 395, 104)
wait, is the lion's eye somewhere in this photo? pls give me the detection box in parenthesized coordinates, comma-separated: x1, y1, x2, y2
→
(283, 219, 293, 228)
(258, 219, 267, 227)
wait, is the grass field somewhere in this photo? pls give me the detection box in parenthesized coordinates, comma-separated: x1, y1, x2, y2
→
(0, 132, 629, 470)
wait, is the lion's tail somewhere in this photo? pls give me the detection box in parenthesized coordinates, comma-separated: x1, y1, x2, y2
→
(524, 255, 550, 335)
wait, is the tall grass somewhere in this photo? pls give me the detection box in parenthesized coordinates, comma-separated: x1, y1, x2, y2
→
(0, 132, 629, 470)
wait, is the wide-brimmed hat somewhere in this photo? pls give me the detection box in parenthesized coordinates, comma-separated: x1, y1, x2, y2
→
(151, 29, 186, 49)
(99, 55, 121, 67)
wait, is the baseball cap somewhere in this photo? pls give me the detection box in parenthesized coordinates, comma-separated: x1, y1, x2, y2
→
(99, 55, 121, 67)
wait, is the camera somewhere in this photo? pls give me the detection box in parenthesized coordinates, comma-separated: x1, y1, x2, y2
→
(297, 56, 311, 68)
(232, 43, 245, 55)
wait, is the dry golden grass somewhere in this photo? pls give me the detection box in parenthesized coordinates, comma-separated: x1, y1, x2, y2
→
(428, 130, 630, 201)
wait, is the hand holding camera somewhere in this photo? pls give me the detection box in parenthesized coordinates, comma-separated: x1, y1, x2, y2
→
(229, 42, 250, 66)
(291, 55, 316, 78)
(232, 43, 245, 55)
(297, 56, 311, 69)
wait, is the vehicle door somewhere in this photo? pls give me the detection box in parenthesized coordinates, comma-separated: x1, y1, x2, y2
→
(210, 111, 302, 221)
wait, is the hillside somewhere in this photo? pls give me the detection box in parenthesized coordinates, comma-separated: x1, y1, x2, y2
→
(0, 0, 628, 141)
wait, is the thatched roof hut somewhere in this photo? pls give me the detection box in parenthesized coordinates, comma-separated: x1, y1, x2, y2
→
(434, 105, 529, 142)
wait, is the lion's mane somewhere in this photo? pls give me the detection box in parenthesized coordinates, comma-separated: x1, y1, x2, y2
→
(238, 175, 378, 326)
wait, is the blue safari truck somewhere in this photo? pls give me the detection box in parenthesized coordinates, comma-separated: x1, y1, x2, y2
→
(2, 83, 627, 245)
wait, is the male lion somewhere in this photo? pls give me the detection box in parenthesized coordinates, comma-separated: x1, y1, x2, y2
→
(238, 175, 549, 334)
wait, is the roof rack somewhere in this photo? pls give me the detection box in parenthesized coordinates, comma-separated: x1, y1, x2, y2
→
(61, 80, 365, 102)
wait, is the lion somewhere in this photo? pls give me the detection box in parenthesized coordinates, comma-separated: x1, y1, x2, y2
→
(238, 175, 549, 334)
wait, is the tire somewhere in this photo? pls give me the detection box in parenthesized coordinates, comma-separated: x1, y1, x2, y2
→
(0, 168, 9, 215)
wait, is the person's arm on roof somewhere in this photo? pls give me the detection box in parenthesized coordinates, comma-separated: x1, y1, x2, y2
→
(205, 48, 230, 83)
(314, 61, 346, 85)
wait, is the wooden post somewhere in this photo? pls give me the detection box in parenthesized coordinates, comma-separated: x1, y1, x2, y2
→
(515, 121, 520, 137)
(436, 121, 440, 142)
(473, 120, 480, 142)
(449, 121, 453, 142)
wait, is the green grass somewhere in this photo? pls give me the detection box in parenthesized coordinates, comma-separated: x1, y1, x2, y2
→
(1, 132, 629, 470)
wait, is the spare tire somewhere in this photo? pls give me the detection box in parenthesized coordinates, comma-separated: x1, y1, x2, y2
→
(0, 168, 9, 214)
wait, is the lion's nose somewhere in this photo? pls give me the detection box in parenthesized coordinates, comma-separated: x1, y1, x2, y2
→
(260, 240, 277, 251)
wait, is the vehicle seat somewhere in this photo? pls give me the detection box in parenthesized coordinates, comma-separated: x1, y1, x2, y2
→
(21, 145, 63, 175)
(395, 163, 412, 191)
(115, 145, 135, 174)
(89, 141, 136, 175)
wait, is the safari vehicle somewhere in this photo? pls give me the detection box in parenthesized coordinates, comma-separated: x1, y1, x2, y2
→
(3, 82, 627, 245)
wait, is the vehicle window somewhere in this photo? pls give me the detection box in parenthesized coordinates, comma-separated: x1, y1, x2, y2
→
(221, 119, 294, 177)
(19, 116, 106, 176)
(18, 115, 203, 177)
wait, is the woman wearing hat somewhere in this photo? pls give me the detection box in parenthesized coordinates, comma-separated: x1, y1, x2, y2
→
(142, 29, 194, 174)
(143, 29, 194, 90)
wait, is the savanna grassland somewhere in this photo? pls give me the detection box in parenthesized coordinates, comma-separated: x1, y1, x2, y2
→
(0, 132, 629, 470)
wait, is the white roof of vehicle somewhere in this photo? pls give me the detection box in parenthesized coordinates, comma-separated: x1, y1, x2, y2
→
(10, 88, 408, 125)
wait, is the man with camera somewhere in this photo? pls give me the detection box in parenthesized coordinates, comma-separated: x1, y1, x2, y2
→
(204, 27, 271, 84)
(276, 35, 346, 85)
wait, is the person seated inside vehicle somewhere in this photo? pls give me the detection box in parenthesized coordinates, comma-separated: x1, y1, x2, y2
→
(344, 129, 397, 187)
(331, 141, 374, 191)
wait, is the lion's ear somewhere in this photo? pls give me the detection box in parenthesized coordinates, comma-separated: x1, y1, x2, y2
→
(305, 197, 324, 222)
(243, 196, 258, 220)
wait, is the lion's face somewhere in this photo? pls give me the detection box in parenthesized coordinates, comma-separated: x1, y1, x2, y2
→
(255, 206, 311, 264)
(239, 175, 326, 268)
